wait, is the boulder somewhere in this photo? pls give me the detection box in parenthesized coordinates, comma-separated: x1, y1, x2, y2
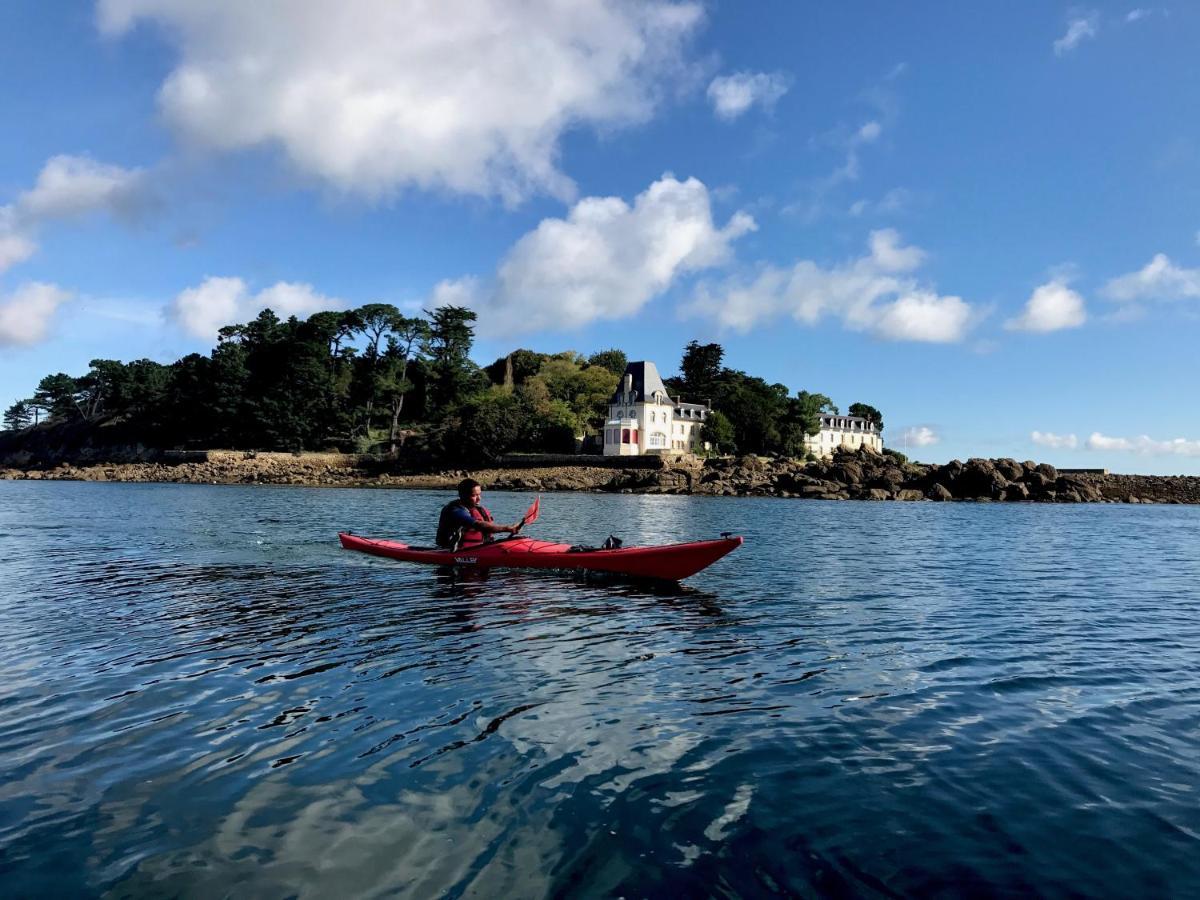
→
(1022, 471, 1050, 491)
(1036, 462, 1058, 481)
(995, 458, 1024, 481)
(1005, 482, 1030, 501)
(828, 460, 865, 486)
(896, 488, 925, 501)
(954, 459, 1007, 499)
(927, 483, 953, 501)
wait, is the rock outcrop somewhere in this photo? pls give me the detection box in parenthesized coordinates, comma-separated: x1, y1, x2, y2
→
(3, 446, 1199, 504)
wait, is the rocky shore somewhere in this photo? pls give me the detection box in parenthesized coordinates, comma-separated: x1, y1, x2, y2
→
(2, 447, 1198, 504)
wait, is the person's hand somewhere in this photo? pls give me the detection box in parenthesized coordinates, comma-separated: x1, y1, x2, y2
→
(511, 520, 524, 534)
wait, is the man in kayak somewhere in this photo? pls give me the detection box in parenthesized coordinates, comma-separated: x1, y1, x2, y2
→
(436, 478, 524, 549)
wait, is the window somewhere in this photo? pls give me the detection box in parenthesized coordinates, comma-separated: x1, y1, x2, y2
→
(621, 428, 630, 443)
(631, 429, 639, 445)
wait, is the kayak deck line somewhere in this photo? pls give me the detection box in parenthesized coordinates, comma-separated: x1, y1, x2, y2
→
(338, 532, 743, 581)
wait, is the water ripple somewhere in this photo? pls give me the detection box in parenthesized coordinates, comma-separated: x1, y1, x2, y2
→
(1, 483, 1199, 895)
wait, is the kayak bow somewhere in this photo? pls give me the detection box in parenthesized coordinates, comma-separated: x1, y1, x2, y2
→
(338, 532, 742, 581)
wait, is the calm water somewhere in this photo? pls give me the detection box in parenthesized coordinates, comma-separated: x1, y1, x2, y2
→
(1, 482, 1199, 898)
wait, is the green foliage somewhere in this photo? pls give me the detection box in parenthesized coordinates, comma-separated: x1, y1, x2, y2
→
(794, 391, 838, 436)
(586, 349, 627, 375)
(883, 447, 908, 465)
(848, 402, 883, 430)
(424, 306, 485, 414)
(678, 341, 724, 401)
(32, 373, 84, 421)
(9, 309, 878, 462)
(700, 409, 736, 453)
(3, 401, 32, 432)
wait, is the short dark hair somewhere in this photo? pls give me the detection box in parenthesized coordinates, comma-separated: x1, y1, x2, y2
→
(457, 478, 481, 500)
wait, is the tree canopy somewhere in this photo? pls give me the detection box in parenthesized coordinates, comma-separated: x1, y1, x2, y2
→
(3, 314, 882, 465)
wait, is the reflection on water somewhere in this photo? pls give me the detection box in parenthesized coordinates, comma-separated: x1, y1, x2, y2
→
(2, 481, 1200, 896)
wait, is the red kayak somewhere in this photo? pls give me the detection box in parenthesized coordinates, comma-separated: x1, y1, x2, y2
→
(338, 532, 743, 581)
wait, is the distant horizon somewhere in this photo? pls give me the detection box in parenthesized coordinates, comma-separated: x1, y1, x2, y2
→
(2, 2, 1199, 474)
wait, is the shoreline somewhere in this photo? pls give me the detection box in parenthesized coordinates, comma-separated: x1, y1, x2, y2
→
(3, 449, 1199, 504)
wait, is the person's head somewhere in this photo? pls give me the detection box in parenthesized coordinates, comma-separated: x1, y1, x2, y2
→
(457, 478, 482, 506)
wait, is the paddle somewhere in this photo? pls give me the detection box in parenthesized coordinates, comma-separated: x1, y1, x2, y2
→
(514, 495, 540, 534)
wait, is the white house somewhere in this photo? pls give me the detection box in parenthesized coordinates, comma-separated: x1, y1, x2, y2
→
(802, 414, 883, 459)
(603, 361, 710, 456)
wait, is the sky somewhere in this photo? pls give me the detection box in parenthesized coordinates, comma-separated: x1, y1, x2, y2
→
(1, 1, 1198, 474)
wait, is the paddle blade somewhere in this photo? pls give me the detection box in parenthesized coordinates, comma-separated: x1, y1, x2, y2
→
(522, 495, 540, 526)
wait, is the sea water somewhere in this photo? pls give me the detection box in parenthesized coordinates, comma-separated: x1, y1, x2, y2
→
(1, 481, 1198, 896)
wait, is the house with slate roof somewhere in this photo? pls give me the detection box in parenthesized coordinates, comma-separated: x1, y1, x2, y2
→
(801, 414, 883, 459)
(603, 361, 711, 456)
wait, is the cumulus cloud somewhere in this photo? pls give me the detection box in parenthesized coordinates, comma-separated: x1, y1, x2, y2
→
(1054, 12, 1099, 54)
(0, 282, 72, 346)
(1031, 430, 1079, 449)
(707, 71, 790, 120)
(170, 276, 343, 340)
(683, 229, 976, 343)
(1086, 432, 1200, 457)
(17, 155, 151, 222)
(440, 174, 754, 334)
(98, 0, 704, 203)
(0, 232, 37, 273)
(900, 426, 939, 447)
(0, 155, 151, 273)
(1102, 253, 1200, 302)
(1005, 279, 1087, 332)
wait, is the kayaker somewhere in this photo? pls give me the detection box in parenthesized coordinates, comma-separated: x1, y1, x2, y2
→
(436, 478, 523, 549)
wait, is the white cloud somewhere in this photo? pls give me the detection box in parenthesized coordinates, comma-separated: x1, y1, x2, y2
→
(706, 71, 789, 121)
(848, 187, 913, 219)
(0, 282, 72, 346)
(872, 291, 972, 342)
(443, 174, 754, 334)
(0, 231, 37, 273)
(169, 276, 343, 340)
(684, 229, 976, 343)
(857, 120, 882, 143)
(1102, 253, 1200, 302)
(0, 155, 151, 273)
(1086, 432, 1200, 457)
(1005, 279, 1087, 332)
(98, 0, 705, 203)
(1031, 430, 1079, 449)
(1054, 12, 1099, 55)
(17, 155, 150, 222)
(900, 426, 939, 447)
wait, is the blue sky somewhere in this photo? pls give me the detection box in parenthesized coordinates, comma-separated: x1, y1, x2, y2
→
(1, 1, 1198, 473)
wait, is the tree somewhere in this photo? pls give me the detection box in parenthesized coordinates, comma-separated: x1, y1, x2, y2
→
(354, 303, 401, 359)
(701, 410, 736, 454)
(3, 401, 32, 432)
(679, 341, 724, 401)
(587, 349, 627, 375)
(794, 391, 838, 436)
(424, 306, 484, 413)
(848, 402, 883, 431)
(32, 373, 84, 422)
(380, 314, 429, 452)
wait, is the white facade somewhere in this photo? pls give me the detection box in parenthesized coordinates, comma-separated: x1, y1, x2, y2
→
(603, 363, 710, 456)
(802, 414, 883, 459)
